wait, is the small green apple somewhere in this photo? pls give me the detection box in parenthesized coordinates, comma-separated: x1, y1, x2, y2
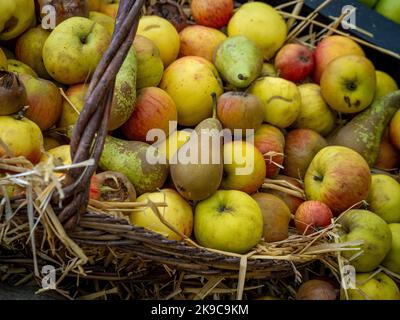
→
(382, 224, 400, 273)
(338, 209, 392, 272)
(7, 59, 38, 77)
(15, 27, 51, 79)
(367, 174, 400, 223)
(0, 0, 35, 41)
(375, 0, 400, 24)
(343, 272, 400, 300)
(374, 71, 398, 100)
(42, 17, 111, 85)
(320, 55, 376, 113)
(194, 190, 263, 254)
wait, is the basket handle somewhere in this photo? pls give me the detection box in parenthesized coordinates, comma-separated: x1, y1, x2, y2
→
(56, 0, 146, 231)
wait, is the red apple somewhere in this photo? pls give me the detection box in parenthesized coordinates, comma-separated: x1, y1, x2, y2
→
(375, 129, 400, 170)
(217, 92, 264, 135)
(295, 200, 333, 235)
(268, 175, 305, 214)
(275, 43, 315, 83)
(121, 87, 177, 143)
(191, 0, 234, 29)
(253, 124, 285, 178)
(283, 129, 327, 179)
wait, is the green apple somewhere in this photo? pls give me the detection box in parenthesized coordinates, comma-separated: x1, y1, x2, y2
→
(382, 224, 400, 273)
(42, 17, 111, 85)
(89, 11, 115, 36)
(343, 272, 400, 300)
(304, 146, 371, 215)
(0, 0, 35, 41)
(320, 55, 376, 113)
(0, 48, 7, 70)
(338, 209, 392, 272)
(7, 59, 38, 77)
(194, 190, 263, 254)
(374, 71, 398, 100)
(15, 27, 51, 79)
(376, 0, 400, 24)
(367, 174, 400, 223)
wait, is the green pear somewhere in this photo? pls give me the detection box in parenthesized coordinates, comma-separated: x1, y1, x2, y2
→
(15, 27, 51, 79)
(7, 59, 38, 77)
(0, 0, 35, 41)
(99, 136, 168, 195)
(214, 35, 263, 88)
(133, 35, 164, 89)
(343, 272, 400, 300)
(338, 209, 392, 272)
(367, 174, 400, 223)
(382, 224, 400, 273)
(108, 45, 137, 130)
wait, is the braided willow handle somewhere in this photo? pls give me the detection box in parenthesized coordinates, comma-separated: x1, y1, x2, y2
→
(57, 0, 146, 230)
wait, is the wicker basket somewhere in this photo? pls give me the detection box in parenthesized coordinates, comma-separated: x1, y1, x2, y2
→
(2, 0, 392, 300)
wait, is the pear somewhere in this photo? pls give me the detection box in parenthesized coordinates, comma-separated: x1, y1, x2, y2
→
(330, 90, 400, 166)
(99, 136, 168, 195)
(170, 100, 223, 201)
(214, 35, 263, 88)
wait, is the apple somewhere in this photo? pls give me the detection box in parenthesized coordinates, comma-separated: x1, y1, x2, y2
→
(313, 35, 365, 84)
(375, 0, 400, 24)
(194, 190, 263, 253)
(155, 130, 191, 163)
(294, 83, 336, 136)
(133, 35, 164, 89)
(252, 193, 292, 242)
(283, 129, 327, 179)
(191, 0, 233, 29)
(294, 200, 333, 235)
(179, 25, 227, 62)
(130, 189, 193, 241)
(0, 48, 7, 70)
(367, 174, 400, 223)
(217, 92, 264, 135)
(375, 129, 400, 170)
(304, 146, 371, 214)
(7, 59, 38, 77)
(121, 87, 177, 143)
(250, 76, 301, 129)
(137, 15, 180, 67)
(89, 11, 115, 36)
(268, 175, 305, 214)
(227, 2, 287, 60)
(0, 0, 35, 41)
(42, 17, 111, 85)
(40, 144, 71, 167)
(374, 70, 398, 100)
(15, 26, 51, 79)
(274, 43, 315, 83)
(390, 109, 400, 150)
(19, 74, 62, 131)
(296, 280, 337, 300)
(37, 0, 89, 25)
(222, 140, 267, 194)
(253, 124, 285, 178)
(321, 55, 376, 114)
(94, 171, 136, 203)
(338, 209, 392, 272)
(0, 116, 43, 164)
(343, 272, 400, 300)
(88, 0, 101, 11)
(0, 70, 28, 116)
(261, 63, 278, 77)
(58, 83, 88, 129)
(382, 224, 400, 273)
(160, 56, 223, 127)
(99, 0, 119, 19)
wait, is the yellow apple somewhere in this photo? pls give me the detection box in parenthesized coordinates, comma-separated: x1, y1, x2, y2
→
(155, 130, 191, 163)
(59, 84, 88, 129)
(250, 77, 301, 129)
(88, 0, 102, 11)
(160, 56, 224, 127)
(222, 140, 266, 194)
(99, 0, 119, 18)
(0, 48, 7, 70)
(343, 272, 400, 300)
(227, 2, 287, 60)
(0, 0, 35, 41)
(130, 189, 193, 241)
(374, 70, 398, 100)
(89, 11, 115, 36)
(40, 145, 71, 166)
(294, 83, 336, 136)
(137, 15, 180, 67)
(7, 59, 38, 77)
(194, 190, 263, 254)
(260, 63, 278, 77)
(320, 55, 376, 113)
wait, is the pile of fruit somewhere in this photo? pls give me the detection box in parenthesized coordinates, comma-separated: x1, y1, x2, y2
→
(1, 0, 400, 300)
(359, 0, 400, 24)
